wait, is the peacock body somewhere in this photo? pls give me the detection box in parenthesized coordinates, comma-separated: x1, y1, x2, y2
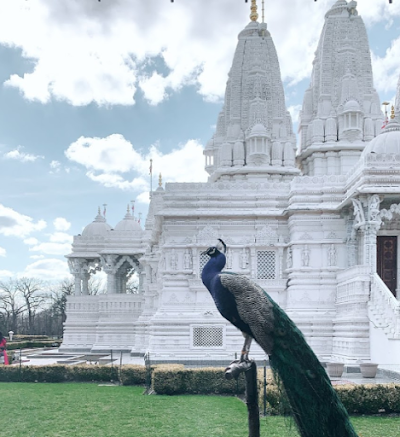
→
(201, 241, 359, 437)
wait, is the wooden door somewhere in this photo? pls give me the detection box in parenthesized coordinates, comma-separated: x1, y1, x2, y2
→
(377, 236, 397, 297)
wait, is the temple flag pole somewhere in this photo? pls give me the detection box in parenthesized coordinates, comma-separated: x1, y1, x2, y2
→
(149, 159, 153, 199)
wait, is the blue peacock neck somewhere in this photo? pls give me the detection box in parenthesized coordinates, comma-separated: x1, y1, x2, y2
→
(201, 253, 226, 291)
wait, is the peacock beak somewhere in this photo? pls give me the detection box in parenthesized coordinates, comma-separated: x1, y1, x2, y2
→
(201, 250, 209, 256)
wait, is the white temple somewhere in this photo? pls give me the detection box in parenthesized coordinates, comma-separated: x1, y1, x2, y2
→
(61, 1, 400, 365)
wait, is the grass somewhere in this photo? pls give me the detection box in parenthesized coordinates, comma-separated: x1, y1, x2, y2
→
(0, 383, 399, 437)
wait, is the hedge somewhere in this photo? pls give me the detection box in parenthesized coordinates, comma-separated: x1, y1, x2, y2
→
(152, 365, 246, 395)
(7, 341, 60, 351)
(1, 364, 400, 415)
(0, 364, 146, 385)
(258, 372, 400, 415)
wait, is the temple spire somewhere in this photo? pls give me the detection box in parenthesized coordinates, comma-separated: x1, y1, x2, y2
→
(250, 0, 258, 22)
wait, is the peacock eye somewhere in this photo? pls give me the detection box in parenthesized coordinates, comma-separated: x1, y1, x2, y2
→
(208, 248, 216, 255)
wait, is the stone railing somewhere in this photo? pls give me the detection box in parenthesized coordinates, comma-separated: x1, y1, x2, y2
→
(368, 273, 400, 339)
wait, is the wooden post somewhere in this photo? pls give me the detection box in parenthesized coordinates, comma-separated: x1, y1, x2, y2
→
(225, 360, 260, 437)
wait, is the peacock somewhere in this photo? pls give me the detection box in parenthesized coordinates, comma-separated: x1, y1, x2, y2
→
(201, 239, 358, 437)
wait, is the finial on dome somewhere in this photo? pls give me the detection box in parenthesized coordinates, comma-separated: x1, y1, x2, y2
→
(250, 0, 258, 22)
(97, 206, 101, 215)
(159, 173, 163, 187)
(391, 105, 395, 119)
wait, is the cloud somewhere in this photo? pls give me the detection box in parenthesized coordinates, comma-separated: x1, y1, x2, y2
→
(49, 232, 73, 243)
(0, 204, 47, 237)
(53, 217, 71, 232)
(29, 241, 72, 256)
(3, 147, 44, 163)
(371, 37, 400, 97)
(50, 160, 61, 173)
(24, 237, 39, 245)
(65, 134, 208, 196)
(30, 255, 45, 260)
(0, 247, 6, 257)
(3, 0, 396, 107)
(22, 258, 70, 280)
(0, 269, 13, 279)
(288, 105, 302, 124)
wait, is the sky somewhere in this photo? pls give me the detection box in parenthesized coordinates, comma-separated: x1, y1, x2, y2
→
(0, 0, 400, 282)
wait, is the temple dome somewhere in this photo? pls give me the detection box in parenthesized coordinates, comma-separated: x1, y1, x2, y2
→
(81, 211, 112, 238)
(362, 119, 400, 155)
(343, 100, 360, 112)
(249, 123, 268, 137)
(114, 209, 142, 233)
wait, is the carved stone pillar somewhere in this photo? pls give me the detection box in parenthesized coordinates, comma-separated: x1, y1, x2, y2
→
(82, 272, 90, 295)
(68, 258, 83, 295)
(74, 275, 82, 295)
(352, 195, 382, 273)
(101, 255, 118, 294)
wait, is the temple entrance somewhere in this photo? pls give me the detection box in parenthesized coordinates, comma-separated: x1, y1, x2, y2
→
(377, 236, 397, 297)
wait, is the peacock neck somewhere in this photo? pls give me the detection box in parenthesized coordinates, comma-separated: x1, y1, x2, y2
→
(201, 254, 226, 290)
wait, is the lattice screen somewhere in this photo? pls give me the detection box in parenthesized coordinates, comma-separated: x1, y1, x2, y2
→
(199, 252, 209, 276)
(192, 326, 224, 348)
(257, 251, 276, 279)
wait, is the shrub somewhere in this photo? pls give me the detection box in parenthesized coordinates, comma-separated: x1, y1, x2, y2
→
(152, 366, 245, 395)
(119, 365, 147, 386)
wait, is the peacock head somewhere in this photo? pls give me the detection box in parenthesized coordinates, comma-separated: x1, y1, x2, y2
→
(202, 239, 227, 257)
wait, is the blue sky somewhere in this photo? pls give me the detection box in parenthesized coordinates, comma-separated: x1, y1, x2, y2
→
(0, 0, 400, 281)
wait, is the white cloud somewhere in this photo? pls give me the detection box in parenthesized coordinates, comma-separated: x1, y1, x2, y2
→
(371, 37, 400, 97)
(65, 134, 208, 195)
(0, 269, 13, 279)
(3, 147, 44, 163)
(288, 105, 302, 124)
(29, 242, 72, 256)
(4, 0, 396, 106)
(0, 247, 6, 257)
(30, 255, 45, 260)
(50, 160, 61, 173)
(53, 217, 71, 231)
(49, 232, 73, 243)
(23, 237, 39, 246)
(22, 258, 70, 280)
(0, 204, 47, 237)
(139, 72, 168, 106)
(0, 0, 398, 107)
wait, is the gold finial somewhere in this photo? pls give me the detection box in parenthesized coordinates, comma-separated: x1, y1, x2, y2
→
(159, 173, 162, 187)
(391, 105, 395, 119)
(250, 0, 258, 22)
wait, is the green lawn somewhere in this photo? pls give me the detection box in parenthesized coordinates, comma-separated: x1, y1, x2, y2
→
(1, 383, 399, 437)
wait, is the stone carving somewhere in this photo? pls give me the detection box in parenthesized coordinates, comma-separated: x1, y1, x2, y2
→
(158, 254, 166, 271)
(299, 232, 312, 241)
(286, 247, 292, 269)
(379, 203, 400, 222)
(183, 249, 192, 270)
(302, 245, 310, 267)
(197, 225, 218, 243)
(240, 248, 249, 269)
(226, 248, 233, 269)
(256, 226, 278, 244)
(352, 199, 365, 228)
(368, 194, 381, 222)
(328, 245, 337, 267)
(170, 250, 178, 270)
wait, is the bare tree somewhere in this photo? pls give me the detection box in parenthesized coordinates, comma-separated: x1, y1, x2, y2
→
(15, 277, 47, 335)
(0, 279, 26, 332)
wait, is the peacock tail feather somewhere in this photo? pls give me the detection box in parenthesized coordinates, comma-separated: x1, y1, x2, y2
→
(267, 296, 359, 437)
